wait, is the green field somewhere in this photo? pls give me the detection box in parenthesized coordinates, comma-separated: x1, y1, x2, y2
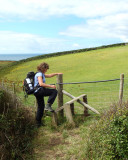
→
(1, 45, 128, 159)
(1, 45, 128, 113)
(2, 45, 128, 82)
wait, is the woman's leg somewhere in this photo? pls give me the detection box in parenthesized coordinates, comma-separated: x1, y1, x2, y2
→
(34, 87, 57, 121)
(34, 87, 45, 125)
(43, 88, 58, 104)
(43, 88, 58, 112)
(35, 96, 45, 124)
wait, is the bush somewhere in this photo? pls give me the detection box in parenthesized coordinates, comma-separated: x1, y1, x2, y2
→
(0, 87, 37, 160)
(86, 102, 128, 160)
(109, 114, 128, 159)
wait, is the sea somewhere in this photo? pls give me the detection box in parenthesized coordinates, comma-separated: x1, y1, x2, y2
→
(0, 53, 44, 61)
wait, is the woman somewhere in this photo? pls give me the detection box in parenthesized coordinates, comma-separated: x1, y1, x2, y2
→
(34, 62, 62, 127)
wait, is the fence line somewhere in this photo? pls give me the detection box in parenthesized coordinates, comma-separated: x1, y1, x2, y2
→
(0, 78, 121, 86)
(0, 74, 126, 109)
(0, 73, 127, 126)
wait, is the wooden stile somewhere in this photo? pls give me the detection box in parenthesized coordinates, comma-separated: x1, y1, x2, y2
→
(62, 90, 100, 114)
(65, 94, 86, 105)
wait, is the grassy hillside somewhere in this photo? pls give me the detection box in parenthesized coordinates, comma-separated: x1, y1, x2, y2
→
(0, 61, 14, 69)
(0, 45, 128, 111)
(1, 45, 128, 81)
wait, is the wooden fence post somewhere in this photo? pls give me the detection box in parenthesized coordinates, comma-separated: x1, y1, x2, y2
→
(83, 95, 89, 116)
(57, 74, 64, 117)
(70, 103, 74, 115)
(119, 73, 124, 104)
(64, 104, 75, 126)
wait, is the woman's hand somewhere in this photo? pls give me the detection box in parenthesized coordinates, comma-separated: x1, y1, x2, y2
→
(45, 73, 63, 78)
(50, 85, 56, 89)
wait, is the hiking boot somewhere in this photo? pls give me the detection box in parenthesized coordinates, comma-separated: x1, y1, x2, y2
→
(45, 103, 54, 112)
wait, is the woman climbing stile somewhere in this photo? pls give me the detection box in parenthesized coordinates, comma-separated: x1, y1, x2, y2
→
(34, 62, 62, 127)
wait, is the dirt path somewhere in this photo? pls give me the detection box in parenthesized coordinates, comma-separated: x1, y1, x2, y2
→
(34, 128, 67, 160)
(33, 125, 86, 160)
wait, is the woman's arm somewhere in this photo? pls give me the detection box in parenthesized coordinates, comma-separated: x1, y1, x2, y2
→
(45, 73, 62, 78)
(38, 76, 56, 89)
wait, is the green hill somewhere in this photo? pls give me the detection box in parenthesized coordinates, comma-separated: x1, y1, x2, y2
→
(0, 44, 128, 112)
(1, 43, 128, 82)
(1, 44, 128, 81)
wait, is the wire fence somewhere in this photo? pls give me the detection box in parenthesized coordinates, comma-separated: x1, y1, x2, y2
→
(0, 75, 127, 114)
(62, 77, 127, 113)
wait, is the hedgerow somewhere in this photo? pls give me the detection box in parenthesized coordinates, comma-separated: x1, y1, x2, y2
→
(86, 101, 128, 160)
(0, 87, 37, 160)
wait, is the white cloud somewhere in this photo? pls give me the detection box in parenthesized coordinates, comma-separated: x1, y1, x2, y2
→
(60, 13, 128, 42)
(72, 43, 80, 47)
(0, 0, 128, 53)
(0, 31, 68, 53)
(0, 0, 128, 20)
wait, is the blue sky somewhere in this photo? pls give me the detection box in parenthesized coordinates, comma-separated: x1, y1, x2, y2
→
(0, 0, 128, 54)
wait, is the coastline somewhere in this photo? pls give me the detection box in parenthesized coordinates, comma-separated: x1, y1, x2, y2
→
(0, 53, 42, 61)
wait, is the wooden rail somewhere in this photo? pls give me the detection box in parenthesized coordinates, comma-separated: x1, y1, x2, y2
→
(54, 94, 86, 113)
(52, 93, 87, 127)
(65, 94, 86, 105)
(62, 90, 100, 114)
(52, 91, 100, 127)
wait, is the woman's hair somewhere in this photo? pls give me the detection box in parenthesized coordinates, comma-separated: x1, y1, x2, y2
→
(37, 62, 49, 72)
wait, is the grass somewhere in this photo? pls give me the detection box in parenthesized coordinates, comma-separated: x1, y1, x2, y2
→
(33, 113, 100, 160)
(2, 45, 128, 81)
(0, 44, 128, 159)
(0, 61, 14, 69)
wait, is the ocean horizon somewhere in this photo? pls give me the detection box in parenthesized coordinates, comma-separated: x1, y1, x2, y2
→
(0, 53, 44, 61)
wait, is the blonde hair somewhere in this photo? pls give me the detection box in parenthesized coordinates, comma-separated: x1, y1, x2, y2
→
(37, 62, 49, 72)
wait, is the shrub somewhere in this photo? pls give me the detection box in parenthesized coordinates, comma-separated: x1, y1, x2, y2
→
(0, 86, 37, 160)
(86, 102, 128, 160)
(109, 113, 128, 159)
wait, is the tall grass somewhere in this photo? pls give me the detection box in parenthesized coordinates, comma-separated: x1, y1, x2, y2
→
(0, 61, 13, 69)
(0, 86, 37, 160)
(85, 101, 128, 160)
